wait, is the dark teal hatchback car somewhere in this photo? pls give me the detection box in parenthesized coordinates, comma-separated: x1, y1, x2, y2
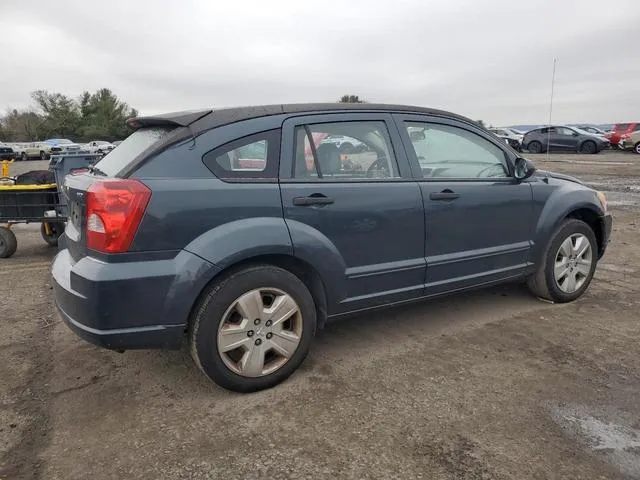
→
(52, 104, 612, 392)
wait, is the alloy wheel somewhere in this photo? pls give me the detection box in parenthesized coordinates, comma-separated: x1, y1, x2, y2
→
(217, 288, 303, 378)
(553, 233, 593, 293)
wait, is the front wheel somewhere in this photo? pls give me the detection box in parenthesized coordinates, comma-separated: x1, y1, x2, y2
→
(0, 227, 18, 258)
(190, 265, 317, 392)
(40, 151, 47, 160)
(527, 219, 597, 303)
(634, 142, 640, 155)
(527, 141, 542, 153)
(579, 140, 597, 154)
(21, 152, 28, 161)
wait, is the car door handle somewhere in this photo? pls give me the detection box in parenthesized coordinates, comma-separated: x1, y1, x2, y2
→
(293, 194, 334, 206)
(429, 191, 460, 201)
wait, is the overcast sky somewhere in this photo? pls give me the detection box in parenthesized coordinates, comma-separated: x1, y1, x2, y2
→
(1, 0, 638, 126)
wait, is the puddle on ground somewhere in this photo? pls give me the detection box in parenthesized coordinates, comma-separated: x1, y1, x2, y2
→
(550, 403, 640, 479)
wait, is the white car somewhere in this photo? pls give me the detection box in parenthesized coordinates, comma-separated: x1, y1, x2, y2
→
(83, 140, 116, 154)
(489, 127, 524, 151)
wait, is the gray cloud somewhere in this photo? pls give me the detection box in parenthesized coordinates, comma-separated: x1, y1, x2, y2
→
(1, 0, 638, 125)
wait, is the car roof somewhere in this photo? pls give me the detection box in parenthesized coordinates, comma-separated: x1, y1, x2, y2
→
(128, 103, 478, 136)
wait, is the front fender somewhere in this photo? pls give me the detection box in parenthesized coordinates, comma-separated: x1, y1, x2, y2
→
(531, 184, 604, 264)
(184, 217, 293, 268)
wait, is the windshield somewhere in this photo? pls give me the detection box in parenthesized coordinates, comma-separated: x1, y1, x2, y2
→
(92, 127, 175, 176)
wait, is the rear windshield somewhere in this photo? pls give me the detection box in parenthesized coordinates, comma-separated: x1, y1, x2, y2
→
(92, 127, 175, 176)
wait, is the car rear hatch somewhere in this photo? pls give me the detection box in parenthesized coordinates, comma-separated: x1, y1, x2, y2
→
(61, 109, 212, 263)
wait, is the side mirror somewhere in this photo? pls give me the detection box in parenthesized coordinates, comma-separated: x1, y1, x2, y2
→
(514, 157, 536, 181)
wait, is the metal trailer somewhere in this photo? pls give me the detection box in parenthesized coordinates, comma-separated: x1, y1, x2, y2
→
(0, 154, 102, 258)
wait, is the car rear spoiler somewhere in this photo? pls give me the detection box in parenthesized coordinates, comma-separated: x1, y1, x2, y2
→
(126, 109, 213, 130)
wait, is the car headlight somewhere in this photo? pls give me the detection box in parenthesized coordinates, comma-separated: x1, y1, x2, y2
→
(596, 191, 607, 213)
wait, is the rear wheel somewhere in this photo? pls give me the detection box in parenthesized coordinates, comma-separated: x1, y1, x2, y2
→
(579, 140, 597, 154)
(0, 227, 18, 258)
(40, 221, 64, 247)
(190, 265, 317, 392)
(21, 152, 27, 161)
(634, 142, 640, 154)
(40, 151, 47, 160)
(527, 219, 597, 303)
(527, 141, 542, 153)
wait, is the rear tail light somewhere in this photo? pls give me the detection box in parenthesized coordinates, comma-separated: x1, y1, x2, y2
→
(85, 179, 151, 253)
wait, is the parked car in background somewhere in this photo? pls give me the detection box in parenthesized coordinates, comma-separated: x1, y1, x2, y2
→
(112, 140, 123, 147)
(0, 144, 17, 161)
(20, 141, 52, 161)
(619, 130, 640, 154)
(45, 138, 83, 155)
(52, 103, 612, 392)
(83, 140, 116, 154)
(522, 126, 609, 154)
(570, 125, 608, 137)
(488, 127, 523, 151)
(605, 122, 640, 146)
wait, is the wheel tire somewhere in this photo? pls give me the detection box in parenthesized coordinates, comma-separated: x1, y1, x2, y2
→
(40, 222, 64, 247)
(189, 264, 317, 392)
(527, 219, 598, 303)
(528, 141, 542, 154)
(634, 142, 640, 155)
(579, 141, 597, 154)
(40, 151, 47, 160)
(21, 152, 27, 161)
(0, 227, 18, 258)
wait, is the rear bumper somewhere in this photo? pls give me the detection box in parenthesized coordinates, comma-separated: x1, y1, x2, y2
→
(52, 248, 220, 350)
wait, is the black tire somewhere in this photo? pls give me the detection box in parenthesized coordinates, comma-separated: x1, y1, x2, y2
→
(40, 151, 47, 160)
(528, 141, 542, 154)
(579, 140, 597, 154)
(189, 265, 317, 392)
(21, 152, 27, 161)
(634, 142, 640, 155)
(527, 219, 598, 303)
(0, 227, 18, 258)
(40, 222, 64, 247)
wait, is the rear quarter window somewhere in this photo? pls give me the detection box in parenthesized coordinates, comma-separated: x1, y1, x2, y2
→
(92, 127, 176, 177)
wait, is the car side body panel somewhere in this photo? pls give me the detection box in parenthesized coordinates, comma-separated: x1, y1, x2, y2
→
(528, 174, 606, 264)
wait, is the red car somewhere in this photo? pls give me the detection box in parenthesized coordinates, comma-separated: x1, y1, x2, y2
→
(606, 122, 640, 146)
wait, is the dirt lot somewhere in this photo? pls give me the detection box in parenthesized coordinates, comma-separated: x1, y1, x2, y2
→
(1, 152, 639, 480)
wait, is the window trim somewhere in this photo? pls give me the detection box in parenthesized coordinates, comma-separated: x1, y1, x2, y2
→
(202, 129, 280, 182)
(393, 114, 516, 182)
(279, 112, 414, 183)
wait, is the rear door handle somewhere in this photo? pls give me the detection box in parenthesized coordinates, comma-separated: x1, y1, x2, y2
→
(429, 191, 460, 201)
(293, 195, 334, 206)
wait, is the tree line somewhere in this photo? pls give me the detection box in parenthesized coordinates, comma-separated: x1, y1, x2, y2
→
(0, 88, 138, 143)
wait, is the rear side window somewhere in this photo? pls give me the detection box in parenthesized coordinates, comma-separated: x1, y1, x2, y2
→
(202, 129, 280, 181)
(93, 127, 175, 176)
(292, 121, 400, 181)
(614, 123, 630, 132)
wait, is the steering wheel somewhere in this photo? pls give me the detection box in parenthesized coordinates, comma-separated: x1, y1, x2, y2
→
(476, 164, 506, 178)
(366, 156, 391, 178)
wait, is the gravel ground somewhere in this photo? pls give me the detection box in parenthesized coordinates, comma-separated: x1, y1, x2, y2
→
(1, 151, 639, 480)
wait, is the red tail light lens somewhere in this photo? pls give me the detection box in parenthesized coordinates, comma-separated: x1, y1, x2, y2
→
(85, 179, 151, 253)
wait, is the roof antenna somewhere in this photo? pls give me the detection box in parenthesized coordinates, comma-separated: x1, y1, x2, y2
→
(546, 58, 557, 161)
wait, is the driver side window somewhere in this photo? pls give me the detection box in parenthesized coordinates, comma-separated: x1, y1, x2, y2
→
(292, 121, 400, 181)
(404, 122, 509, 179)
